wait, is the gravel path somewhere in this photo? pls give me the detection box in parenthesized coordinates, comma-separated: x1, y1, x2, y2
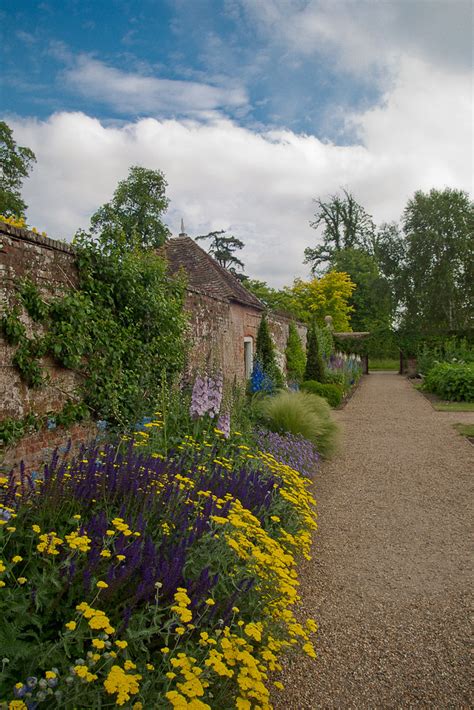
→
(274, 371, 472, 709)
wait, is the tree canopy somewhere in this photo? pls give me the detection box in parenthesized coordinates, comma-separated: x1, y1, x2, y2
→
(0, 121, 36, 218)
(304, 188, 375, 274)
(195, 230, 245, 276)
(399, 188, 473, 332)
(88, 165, 171, 251)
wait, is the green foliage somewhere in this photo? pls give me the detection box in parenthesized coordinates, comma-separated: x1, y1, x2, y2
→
(0, 121, 36, 218)
(19, 279, 50, 322)
(400, 188, 474, 332)
(242, 278, 293, 312)
(195, 230, 245, 276)
(331, 247, 392, 331)
(301, 380, 344, 408)
(256, 390, 339, 458)
(304, 322, 325, 382)
(2, 245, 187, 426)
(0, 412, 40, 448)
(0, 305, 26, 345)
(304, 188, 375, 274)
(0, 401, 89, 450)
(88, 165, 171, 250)
(256, 313, 284, 388)
(285, 322, 306, 384)
(323, 370, 345, 387)
(424, 362, 474, 402)
(416, 337, 473, 376)
(369, 358, 399, 371)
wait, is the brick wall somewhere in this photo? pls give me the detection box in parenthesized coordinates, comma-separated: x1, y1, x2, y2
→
(182, 287, 307, 385)
(0, 220, 307, 472)
(0, 221, 91, 472)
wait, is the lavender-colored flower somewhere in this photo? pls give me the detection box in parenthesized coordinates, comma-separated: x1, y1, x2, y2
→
(206, 373, 223, 418)
(216, 411, 230, 438)
(189, 375, 209, 419)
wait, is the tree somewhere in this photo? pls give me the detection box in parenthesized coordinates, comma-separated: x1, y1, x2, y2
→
(287, 272, 356, 330)
(304, 188, 375, 274)
(195, 230, 245, 276)
(400, 188, 474, 331)
(255, 312, 284, 387)
(242, 278, 294, 312)
(0, 121, 36, 218)
(285, 322, 306, 384)
(331, 248, 392, 331)
(304, 321, 325, 382)
(89, 165, 170, 250)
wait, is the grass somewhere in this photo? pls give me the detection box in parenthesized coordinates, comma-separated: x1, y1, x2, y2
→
(454, 423, 474, 437)
(369, 358, 399, 371)
(433, 401, 474, 412)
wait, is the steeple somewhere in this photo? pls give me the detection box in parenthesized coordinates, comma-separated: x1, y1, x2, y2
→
(179, 218, 187, 238)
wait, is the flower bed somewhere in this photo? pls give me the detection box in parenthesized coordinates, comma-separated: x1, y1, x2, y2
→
(0, 419, 318, 709)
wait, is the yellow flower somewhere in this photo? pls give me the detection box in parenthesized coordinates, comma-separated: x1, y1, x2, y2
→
(100, 549, 112, 558)
(161, 647, 170, 654)
(0, 581, 6, 588)
(175, 626, 185, 635)
(104, 664, 141, 705)
(116, 554, 126, 562)
(146, 663, 154, 671)
(45, 671, 56, 680)
(12, 555, 23, 563)
(205, 598, 215, 606)
(96, 581, 108, 589)
(92, 638, 106, 649)
(17, 577, 27, 585)
(73, 514, 81, 520)
(115, 640, 128, 649)
(8, 701, 28, 709)
(32, 524, 41, 533)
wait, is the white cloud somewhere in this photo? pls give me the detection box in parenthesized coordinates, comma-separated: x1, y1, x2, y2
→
(62, 56, 248, 116)
(6, 52, 472, 288)
(238, 0, 473, 76)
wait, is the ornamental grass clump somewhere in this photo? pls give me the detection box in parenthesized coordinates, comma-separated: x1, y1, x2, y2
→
(0, 418, 318, 709)
(256, 391, 339, 458)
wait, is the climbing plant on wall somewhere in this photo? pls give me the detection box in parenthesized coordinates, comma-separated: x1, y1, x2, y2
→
(1, 240, 188, 428)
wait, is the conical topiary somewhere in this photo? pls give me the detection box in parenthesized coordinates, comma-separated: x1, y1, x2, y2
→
(256, 313, 284, 388)
(285, 322, 306, 384)
(304, 321, 325, 382)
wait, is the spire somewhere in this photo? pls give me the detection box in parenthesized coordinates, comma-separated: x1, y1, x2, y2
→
(179, 218, 187, 238)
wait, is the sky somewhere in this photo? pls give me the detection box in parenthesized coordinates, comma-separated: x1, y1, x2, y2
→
(1, 0, 472, 287)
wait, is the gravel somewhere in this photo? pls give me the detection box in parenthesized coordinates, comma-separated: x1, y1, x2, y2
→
(273, 372, 472, 709)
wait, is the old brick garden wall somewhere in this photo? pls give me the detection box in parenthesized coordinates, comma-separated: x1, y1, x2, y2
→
(0, 221, 97, 472)
(1, 220, 307, 472)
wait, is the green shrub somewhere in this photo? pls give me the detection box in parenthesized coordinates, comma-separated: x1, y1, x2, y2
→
(256, 312, 284, 388)
(323, 370, 345, 388)
(424, 362, 474, 402)
(301, 380, 344, 408)
(256, 390, 339, 457)
(285, 322, 306, 384)
(305, 322, 325, 382)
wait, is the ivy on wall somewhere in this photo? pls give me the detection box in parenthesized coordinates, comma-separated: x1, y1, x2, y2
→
(1, 240, 188, 437)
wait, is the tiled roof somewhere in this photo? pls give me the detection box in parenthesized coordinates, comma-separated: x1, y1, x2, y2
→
(162, 236, 264, 310)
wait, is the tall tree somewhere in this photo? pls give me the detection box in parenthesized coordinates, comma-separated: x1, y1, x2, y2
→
(255, 312, 284, 387)
(89, 165, 170, 251)
(0, 121, 36, 218)
(287, 272, 356, 330)
(304, 188, 375, 274)
(331, 248, 392, 331)
(304, 321, 325, 382)
(195, 230, 245, 276)
(400, 188, 473, 331)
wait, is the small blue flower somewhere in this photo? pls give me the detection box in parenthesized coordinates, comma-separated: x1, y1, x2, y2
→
(46, 418, 57, 431)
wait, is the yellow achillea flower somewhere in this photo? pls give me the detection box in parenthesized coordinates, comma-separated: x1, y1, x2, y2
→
(104, 665, 141, 706)
(65, 621, 76, 631)
(96, 581, 108, 589)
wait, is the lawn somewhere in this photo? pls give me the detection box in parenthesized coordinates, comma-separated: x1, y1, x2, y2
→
(454, 423, 474, 437)
(369, 358, 399, 371)
(433, 401, 474, 412)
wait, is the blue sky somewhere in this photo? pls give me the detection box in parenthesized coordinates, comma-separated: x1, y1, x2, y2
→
(1, 1, 472, 286)
(2, 0, 380, 139)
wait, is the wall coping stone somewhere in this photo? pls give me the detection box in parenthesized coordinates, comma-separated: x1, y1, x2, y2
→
(0, 220, 75, 255)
